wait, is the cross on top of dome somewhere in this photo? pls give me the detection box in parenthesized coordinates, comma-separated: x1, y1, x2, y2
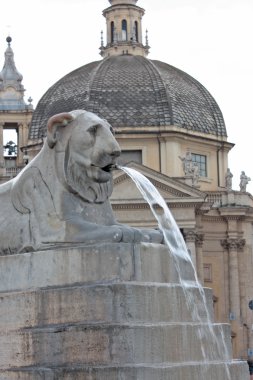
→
(109, 0, 138, 5)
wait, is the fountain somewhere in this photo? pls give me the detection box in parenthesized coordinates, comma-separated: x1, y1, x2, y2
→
(0, 110, 249, 379)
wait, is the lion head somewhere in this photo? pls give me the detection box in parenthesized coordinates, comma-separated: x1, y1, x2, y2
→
(47, 110, 121, 203)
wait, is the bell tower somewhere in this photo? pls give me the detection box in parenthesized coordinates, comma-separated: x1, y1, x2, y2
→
(0, 37, 33, 180)
(100, 0, 150, 58)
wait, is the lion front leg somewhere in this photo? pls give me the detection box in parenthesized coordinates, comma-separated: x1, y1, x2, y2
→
(113, 225, 164, 244)
(65, 224, 146, 244)
(65, 216, 164, 244)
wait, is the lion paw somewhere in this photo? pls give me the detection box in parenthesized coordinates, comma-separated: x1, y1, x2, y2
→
(116, 226, 164, 244)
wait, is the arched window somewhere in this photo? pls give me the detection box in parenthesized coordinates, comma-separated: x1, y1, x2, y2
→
(134, 21, 138, 42)
(111, 21, 115, 43)
(122, 19, 127, 41)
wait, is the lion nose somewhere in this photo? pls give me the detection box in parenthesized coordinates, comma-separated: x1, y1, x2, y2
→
(111, 149, 121, 158)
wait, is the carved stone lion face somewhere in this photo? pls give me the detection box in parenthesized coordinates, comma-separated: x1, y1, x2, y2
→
(63, 111, 121, 203)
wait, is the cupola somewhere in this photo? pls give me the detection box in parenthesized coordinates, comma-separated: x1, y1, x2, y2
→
(0, 37, 29, 111)
(100, 0, 149, 57)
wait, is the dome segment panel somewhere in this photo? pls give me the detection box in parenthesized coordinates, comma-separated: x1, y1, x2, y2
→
(86, 56, 172, 127)
(29, 56, 173, 139)
(29, 61, 100, 139)
(29, 55, 226, 139)
(154, 60, 227, 137)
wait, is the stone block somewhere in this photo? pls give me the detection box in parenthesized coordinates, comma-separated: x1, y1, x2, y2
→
(0, 362, 249, 380)
(0, 243, 195, 293)
(0, 284, 214, 330)
(0, 243, 249, 379)
(0, 323, 232, 368)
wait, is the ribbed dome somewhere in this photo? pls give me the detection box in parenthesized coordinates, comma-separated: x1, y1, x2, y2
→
(29, 55, 226, 139)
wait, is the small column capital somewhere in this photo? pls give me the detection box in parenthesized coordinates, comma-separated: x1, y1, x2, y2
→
(184, 230, 196, 242)
(196, 233, 204, 247)
(221, 238, 245, 251)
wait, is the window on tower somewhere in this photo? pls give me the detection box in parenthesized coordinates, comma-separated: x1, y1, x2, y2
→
(111, 21, 115, 43)
(135, 21, 138, 42)
(122, 20, 127, 41)
(3, 128, 17, 157)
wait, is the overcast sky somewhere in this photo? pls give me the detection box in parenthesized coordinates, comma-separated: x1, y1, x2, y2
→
(1, 0, 252, 192)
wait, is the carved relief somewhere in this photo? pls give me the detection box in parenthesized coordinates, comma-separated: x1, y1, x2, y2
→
(179, 150, 199, 187)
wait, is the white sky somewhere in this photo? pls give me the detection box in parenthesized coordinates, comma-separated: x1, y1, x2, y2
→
(1, 0, 253, 192)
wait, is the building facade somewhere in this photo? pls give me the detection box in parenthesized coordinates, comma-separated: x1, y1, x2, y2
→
(0, 0, 253, 361)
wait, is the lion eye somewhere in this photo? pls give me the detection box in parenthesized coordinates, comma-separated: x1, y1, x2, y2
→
(88, 125, 98, 135)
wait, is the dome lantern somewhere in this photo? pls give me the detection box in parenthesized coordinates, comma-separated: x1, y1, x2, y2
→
(100, 0, 149, 57)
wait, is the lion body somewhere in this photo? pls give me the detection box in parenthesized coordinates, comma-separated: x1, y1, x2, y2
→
(0, 110, 162, 255)
(0, 111, 123, 254)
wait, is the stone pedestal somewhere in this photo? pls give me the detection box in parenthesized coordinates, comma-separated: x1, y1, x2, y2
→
(0, 243, 249, 379)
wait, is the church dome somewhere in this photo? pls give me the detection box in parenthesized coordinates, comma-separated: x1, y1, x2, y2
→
(29, 54, 226, 139)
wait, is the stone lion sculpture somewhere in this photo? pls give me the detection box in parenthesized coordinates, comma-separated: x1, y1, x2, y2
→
(0, 110, 163, 254)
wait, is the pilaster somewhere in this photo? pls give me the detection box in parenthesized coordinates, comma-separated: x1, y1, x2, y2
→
(0, 123, 5, 173)
(184, 229, 197, 269)
(196, 233, 204, 284)
(221, 237, 245, 357)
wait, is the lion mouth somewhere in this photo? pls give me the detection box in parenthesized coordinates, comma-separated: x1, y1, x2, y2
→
(88, 163, 117, 182)
(101, 164, 117, 173)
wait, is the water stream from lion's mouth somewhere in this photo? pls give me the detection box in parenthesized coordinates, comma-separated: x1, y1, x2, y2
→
(120, 165, 232, 379)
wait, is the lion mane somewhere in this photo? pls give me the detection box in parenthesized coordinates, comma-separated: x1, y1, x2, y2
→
(0, 109, 163, 255)
(0, 110, 122, 253)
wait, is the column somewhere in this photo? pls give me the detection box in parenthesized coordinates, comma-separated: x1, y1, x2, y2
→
(17, 123, 24, 167)
(184, 229, 197, 269)
(0, 123, 5, 172)
(159, 136, 167, 174)
(221, 238, 245, 357)
(196, 233, 204, 284)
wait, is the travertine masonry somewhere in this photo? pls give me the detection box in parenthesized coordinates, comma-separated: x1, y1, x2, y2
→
(0, 243, 249, 379)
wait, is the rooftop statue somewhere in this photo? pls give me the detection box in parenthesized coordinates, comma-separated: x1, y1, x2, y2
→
(0, 110, 162, 254)
(239, 170, 251, 192)
(225, 168, 233, 191)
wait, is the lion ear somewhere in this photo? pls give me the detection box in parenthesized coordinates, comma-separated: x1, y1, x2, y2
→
(47, 112, 73, 148)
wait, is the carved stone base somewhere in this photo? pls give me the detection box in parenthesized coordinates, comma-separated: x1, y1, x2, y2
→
(0, 243, 249, 379)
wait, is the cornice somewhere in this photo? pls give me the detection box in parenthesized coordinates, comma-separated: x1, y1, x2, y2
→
(115, 125, 231, 146)
(113, 174, 188, 197)
(113, 166, 205, 198)
(201, 215, 226, 223)
(111, 200, 204, 210)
